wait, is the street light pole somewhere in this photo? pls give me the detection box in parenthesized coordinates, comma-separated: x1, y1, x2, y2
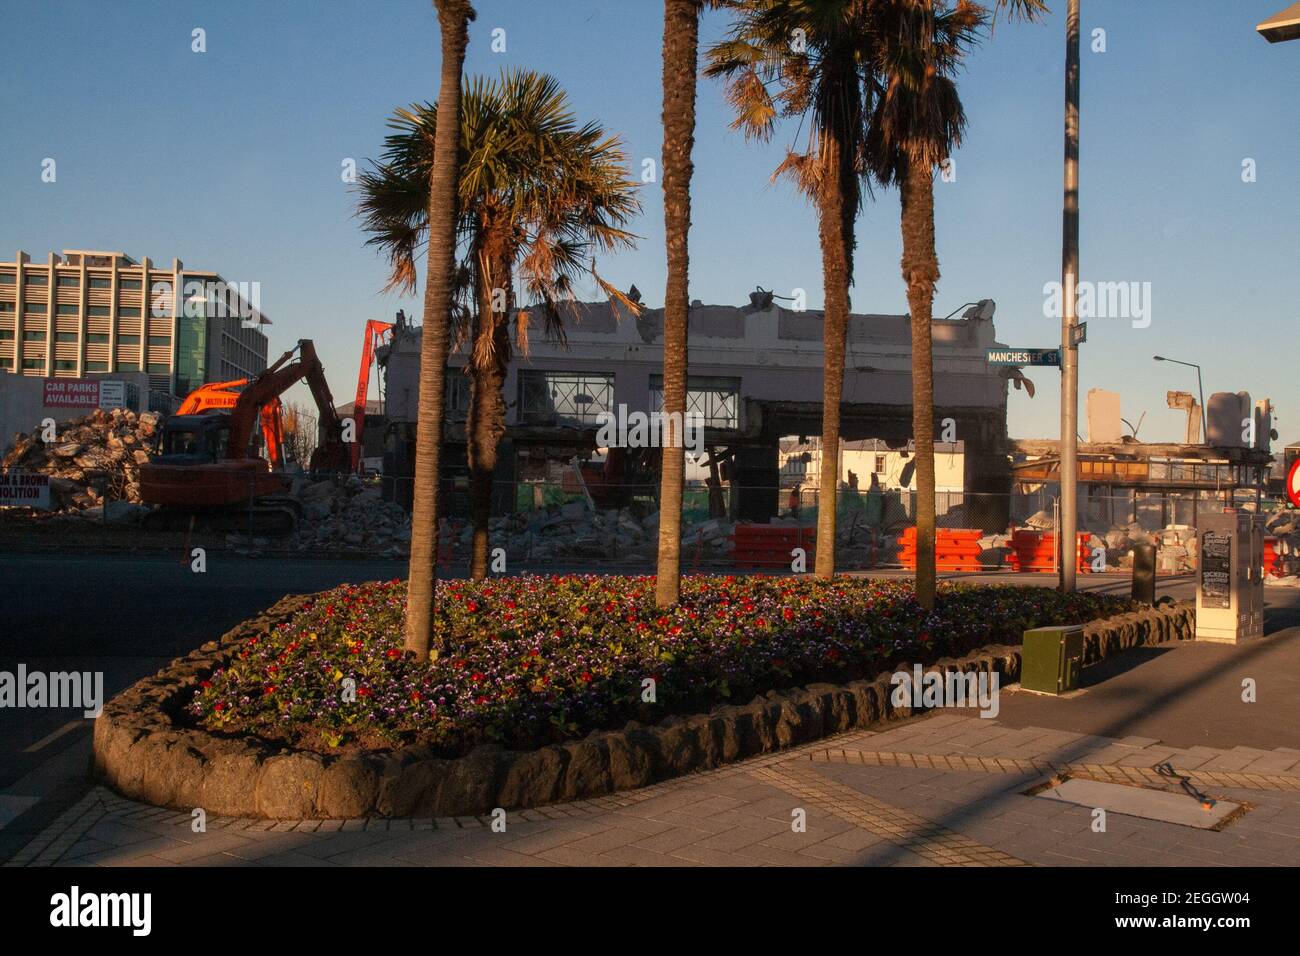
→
(1059, 0, 1081, 592)
(1153, 355, 1207, 442)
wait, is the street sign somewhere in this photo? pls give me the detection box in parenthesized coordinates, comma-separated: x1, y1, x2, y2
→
(1287, 457, 1300, 509)
(986, 348, 1062, 367)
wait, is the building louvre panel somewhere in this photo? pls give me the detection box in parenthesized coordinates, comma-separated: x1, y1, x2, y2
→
(87, 316, 110, 335)
(85, 344, 110, 362)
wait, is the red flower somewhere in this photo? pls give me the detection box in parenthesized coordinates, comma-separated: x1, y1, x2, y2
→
(264, 686, 276, 695)
(471, 671, 485, 682)
(386, 648, 402, 659)
(466, 601, 478, 613)
(580, 671, 593, 683)
(358, 686, 372, 698)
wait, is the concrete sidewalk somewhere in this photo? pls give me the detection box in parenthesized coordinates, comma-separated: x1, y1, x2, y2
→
(10, 712, 1300, 868)
(942, 625, 1300, 751)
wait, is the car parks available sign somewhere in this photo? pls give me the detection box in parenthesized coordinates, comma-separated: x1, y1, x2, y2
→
(43, 378, 99, 408)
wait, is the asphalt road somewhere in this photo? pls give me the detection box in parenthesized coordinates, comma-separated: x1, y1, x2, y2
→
(1, 553, 1295, 863)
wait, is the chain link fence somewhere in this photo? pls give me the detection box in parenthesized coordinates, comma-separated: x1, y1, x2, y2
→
(5, 464, 1286, 577)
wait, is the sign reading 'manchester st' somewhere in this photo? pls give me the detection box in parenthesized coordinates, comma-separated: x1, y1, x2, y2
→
(985, 348, 1062, 367)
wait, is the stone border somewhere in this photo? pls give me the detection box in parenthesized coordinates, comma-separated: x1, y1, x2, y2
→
(92, 597, 1196, 819)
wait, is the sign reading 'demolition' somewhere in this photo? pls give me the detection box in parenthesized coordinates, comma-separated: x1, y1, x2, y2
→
(986, 348, 1062, 367)
(0, 471, 50, 509)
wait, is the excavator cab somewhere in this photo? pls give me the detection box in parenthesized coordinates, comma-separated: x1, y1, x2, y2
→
(157, 414, 234, 464)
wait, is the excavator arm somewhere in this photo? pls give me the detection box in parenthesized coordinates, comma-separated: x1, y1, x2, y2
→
(227, 339, 347, 472)
(351, 320, 394, 473)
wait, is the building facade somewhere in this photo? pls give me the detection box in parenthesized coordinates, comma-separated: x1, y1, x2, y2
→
(0, 249, 270, 399)
(379, 294, 1021, 520)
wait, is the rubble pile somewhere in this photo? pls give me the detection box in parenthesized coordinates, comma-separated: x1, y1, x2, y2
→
(1, 409, 160, 513)
(482, 504, 727, 563)
(284, 476, 413, 554)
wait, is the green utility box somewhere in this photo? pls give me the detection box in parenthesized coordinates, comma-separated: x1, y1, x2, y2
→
(1021, 625, 1085, 695)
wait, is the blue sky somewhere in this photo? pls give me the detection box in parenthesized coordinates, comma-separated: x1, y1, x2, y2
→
(2, 0, 1297, 446)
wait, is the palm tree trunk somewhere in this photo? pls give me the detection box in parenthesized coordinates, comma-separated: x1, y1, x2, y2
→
(900, 158, 939, 610)
(815, 132, 853, 580)
(404, 0, 473, 658)
(467, 252, 511, 580)
(654, 0, 700, 608)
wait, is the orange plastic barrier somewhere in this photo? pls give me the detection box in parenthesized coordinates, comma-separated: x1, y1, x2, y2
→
(1007, 529, 1091, 573)
(1265, 536, 1280, 577)
(897, 527, 984, 572)
(732, 524, 815, 570)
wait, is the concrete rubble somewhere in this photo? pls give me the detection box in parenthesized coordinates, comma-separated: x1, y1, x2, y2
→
(279, 476, 413, 555)
(1, 409, 160, 515)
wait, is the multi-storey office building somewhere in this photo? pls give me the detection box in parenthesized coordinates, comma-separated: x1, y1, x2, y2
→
(0, 249, 270, 398)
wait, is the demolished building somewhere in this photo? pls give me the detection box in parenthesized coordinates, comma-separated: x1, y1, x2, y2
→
(377, 293, 1024, 524)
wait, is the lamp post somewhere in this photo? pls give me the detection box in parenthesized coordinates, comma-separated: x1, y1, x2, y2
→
(1258, 2, 1300, 42)
(1059, 0, 1081, 592)
(1153, 355, 1207, 442)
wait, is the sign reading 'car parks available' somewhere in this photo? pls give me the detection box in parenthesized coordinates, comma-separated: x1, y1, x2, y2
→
(986, 348, 1062, 367)
(43, 377, 99, 408)
(0, 471, 51, 509)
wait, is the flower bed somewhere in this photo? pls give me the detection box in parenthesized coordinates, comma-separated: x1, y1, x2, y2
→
(188, 575, 1128, 756)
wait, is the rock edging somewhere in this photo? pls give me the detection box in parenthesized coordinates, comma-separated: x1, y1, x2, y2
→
(92, 598, 1195, 819)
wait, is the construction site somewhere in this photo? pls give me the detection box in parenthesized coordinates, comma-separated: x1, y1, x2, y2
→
(2, 290, 1294, 580)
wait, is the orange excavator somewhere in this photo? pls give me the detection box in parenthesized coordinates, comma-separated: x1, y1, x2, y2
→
(140, 339, 347, 533)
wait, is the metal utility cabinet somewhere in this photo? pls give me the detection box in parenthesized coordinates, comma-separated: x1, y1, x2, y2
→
(1196, 511, 1264, 644)
(1021, 625, 1085, 695)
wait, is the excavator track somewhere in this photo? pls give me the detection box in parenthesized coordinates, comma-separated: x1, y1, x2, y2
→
(143, 499, 301, 537)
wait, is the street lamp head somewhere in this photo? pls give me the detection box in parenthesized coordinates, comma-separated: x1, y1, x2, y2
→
(1153, 355, 1166, 361)
(1258, 2, 1300, 42)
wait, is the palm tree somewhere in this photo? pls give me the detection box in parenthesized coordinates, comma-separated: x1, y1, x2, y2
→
(655, 0, 705, 609)
(865, 0, 980, 610)
(400, 0, 474, 659)
(358, 69, 641, 582)
(706, 0, 883, 579)
(866, 0, 1044, 610)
